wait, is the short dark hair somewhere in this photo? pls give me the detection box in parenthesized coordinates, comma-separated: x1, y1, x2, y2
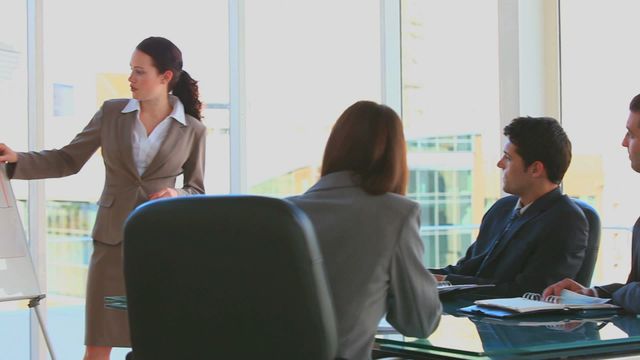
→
(503, 117, 571, 184)
(321, 101, 408, 195)
(630, 94, 640, 114)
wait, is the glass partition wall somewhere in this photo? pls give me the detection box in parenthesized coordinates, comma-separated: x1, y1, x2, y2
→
(244, 1, 382, 197)
(560, 0, 640, 285)
(400, 0, 501, 267)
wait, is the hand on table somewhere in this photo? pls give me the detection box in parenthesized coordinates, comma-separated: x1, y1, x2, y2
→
(433, 274, 447, 282)
(542, 278, 596, 298)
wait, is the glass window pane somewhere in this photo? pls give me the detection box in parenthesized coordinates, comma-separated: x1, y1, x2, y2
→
(560, 0, 638, 285)
(43, 1, 229, 357)
(202, 108, 230, 194)
(401, 0, 501, 268)
(0, 0, 29, 201)
(245, 1, 382, 197)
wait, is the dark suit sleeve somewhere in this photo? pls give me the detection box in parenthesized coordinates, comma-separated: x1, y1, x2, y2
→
(429, 242, 480, 277)
(595, 283, 626, 298)
(9, 105, 104, 180)
(176, 124, 206, 196)
(610, 283, 640, 313)
(387, 203, 442, 338)
(429, 207, 493, 277)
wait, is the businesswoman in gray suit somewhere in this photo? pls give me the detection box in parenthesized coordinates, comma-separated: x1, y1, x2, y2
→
(288, 101, 442, 360)
(0, 37, 206, 360)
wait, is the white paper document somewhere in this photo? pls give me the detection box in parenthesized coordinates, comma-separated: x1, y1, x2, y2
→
(559, 289, 610, 305)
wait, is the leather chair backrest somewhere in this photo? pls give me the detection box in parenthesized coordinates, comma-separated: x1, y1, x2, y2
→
(123, 195, 337, 360)
(572, 198, 601, 287)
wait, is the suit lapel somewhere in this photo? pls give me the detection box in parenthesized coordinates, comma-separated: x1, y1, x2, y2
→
(480, 188, 564, 270)
(142, 120, 186, 178)
(116, 112, 140, 179)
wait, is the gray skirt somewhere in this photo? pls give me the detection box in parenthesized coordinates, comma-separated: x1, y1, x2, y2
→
(84, 240, 130, 347)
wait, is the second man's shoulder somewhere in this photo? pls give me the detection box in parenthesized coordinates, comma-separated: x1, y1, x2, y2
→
(555, 194, 590, 219)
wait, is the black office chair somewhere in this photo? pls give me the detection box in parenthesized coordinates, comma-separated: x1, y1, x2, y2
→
(123, 195, 337, 360)
(572, 198, 601, 287)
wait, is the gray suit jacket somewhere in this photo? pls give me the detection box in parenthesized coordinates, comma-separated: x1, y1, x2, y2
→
(8, 98, 207, 245)
(288, 171, 441, 360)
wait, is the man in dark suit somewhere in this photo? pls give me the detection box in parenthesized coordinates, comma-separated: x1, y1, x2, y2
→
(430, 117, 589, 297)
(544, 94, 640, 313)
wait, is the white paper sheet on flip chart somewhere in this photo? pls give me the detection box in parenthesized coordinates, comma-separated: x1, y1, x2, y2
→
(0, 166, 27, 258)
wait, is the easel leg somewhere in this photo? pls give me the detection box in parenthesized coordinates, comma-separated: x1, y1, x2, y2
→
(29, 297, 56, 360)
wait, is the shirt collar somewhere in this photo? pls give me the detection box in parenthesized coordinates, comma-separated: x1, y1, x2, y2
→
(121, 94, 186, 125)
(515, 199, 533, 215)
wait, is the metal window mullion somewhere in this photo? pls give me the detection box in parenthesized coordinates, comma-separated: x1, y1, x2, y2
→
(229, 0, 247, 194)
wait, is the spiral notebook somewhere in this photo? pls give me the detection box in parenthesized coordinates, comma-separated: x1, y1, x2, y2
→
(459, 289, 620, 317)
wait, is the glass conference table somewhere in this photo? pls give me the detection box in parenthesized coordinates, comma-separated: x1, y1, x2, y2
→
(106, 295, 640, 359)
(374, 297, 640, 359)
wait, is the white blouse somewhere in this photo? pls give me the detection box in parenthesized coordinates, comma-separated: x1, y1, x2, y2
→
(121, 95, 186, 176)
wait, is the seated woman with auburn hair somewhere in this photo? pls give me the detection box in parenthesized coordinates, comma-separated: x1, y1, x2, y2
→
(288, 100, 442, 360)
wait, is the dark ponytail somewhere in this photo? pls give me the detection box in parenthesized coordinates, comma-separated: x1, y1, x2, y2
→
(136, 36, 202, 120)
(173, 70, 202, 120)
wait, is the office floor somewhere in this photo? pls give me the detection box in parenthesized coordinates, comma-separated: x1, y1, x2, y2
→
(0, 305, 130, 360)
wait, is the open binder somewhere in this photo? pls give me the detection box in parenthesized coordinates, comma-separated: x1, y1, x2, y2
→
(459, 289, 621, 317)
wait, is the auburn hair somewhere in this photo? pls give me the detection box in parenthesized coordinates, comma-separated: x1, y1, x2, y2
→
(321, 101, 408, 195)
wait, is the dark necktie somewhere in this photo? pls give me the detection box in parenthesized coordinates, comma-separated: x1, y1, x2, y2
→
(502, 208, 521, 234)
(476, 207, 521, 275)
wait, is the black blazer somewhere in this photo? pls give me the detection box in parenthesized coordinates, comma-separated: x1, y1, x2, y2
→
(431, 188, 588, 297)
(596, 217, 640, 313)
